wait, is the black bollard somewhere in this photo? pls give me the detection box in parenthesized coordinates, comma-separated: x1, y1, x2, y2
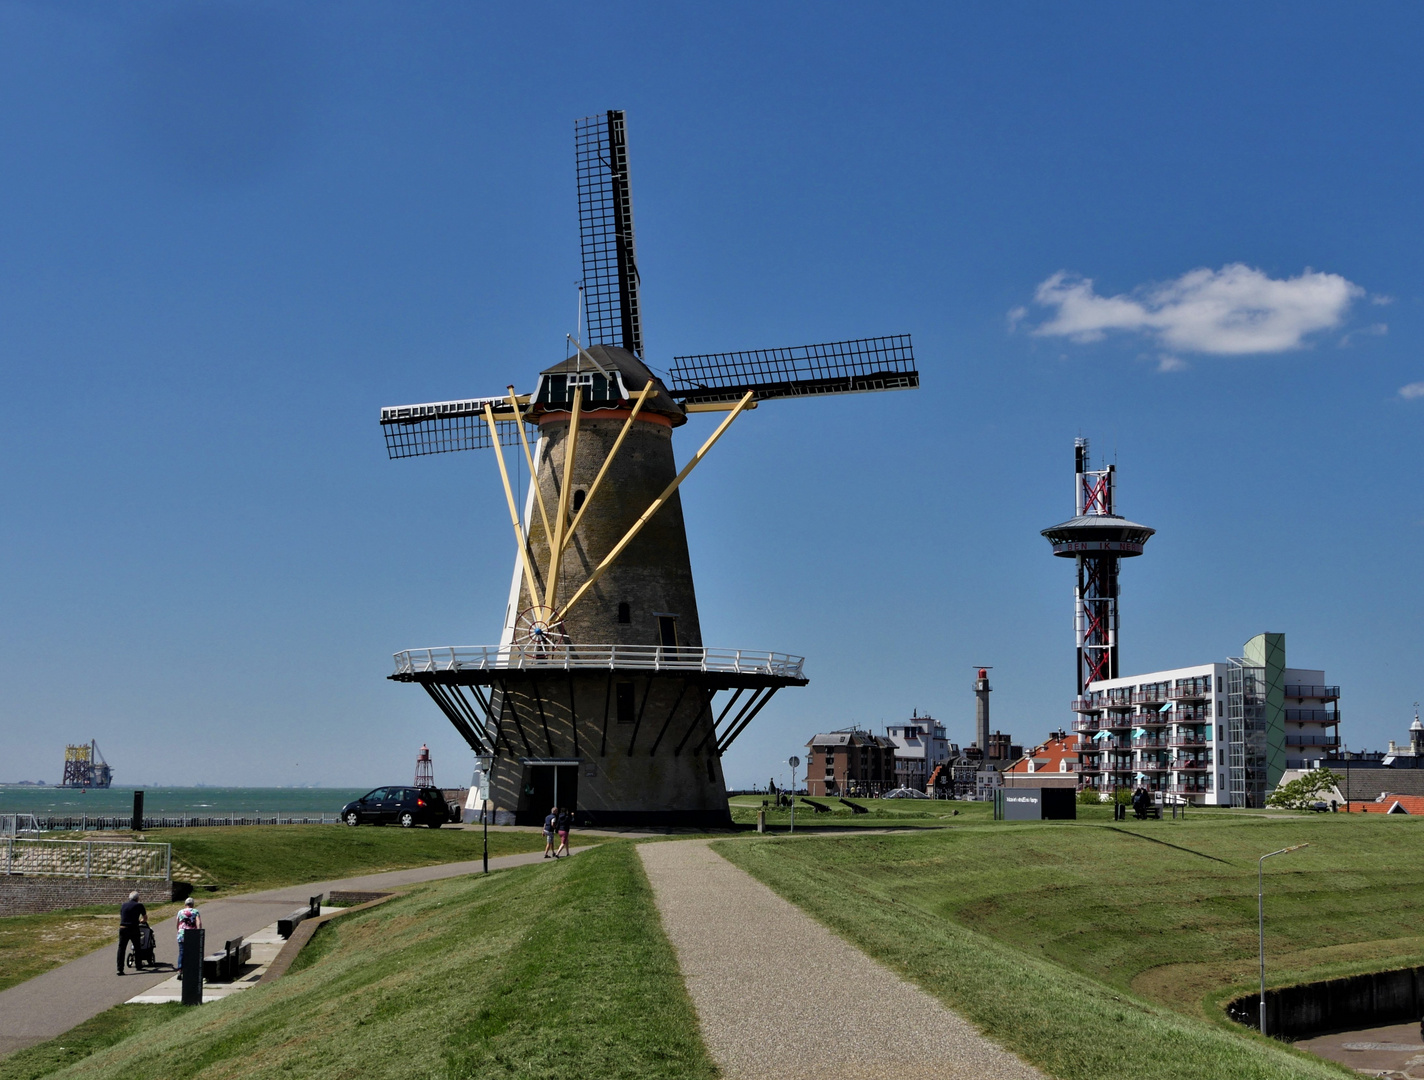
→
(181, 928, 204, 1006)
(132, 790, 144, 832)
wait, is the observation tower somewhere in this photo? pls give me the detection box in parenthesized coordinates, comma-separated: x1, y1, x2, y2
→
(1041, 439, 1154, 696)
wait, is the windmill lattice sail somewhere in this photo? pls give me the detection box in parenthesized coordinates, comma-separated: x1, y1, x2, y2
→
(380, 399, 537, 459)
(668, 335, 917, 404)
(576, 110, 642, 357)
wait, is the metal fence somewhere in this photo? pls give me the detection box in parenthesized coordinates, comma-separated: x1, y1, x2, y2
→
(2, 837, 171, 880)
(28, 814, 340, 832)
(0, 814, 41, 836)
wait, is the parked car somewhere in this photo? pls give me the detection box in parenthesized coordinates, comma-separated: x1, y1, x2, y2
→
(341, 787, 451, 828)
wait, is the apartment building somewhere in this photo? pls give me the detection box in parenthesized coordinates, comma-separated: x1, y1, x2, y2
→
(804, 728, 897, 796)
(883, 712, 954, 790)
(1071, 633, 1339, 807)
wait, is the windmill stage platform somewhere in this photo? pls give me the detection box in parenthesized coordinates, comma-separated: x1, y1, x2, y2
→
(392, 644, 807, 828)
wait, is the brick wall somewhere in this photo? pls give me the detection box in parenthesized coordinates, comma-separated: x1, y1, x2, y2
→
(0, 876, 174, 916)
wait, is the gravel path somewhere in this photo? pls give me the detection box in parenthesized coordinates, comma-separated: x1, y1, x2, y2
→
(639, 839, 1044, 1080)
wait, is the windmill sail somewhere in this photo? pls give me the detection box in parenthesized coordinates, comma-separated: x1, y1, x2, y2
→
(668, 335, 918, 404)
(379, 398, 536, 459)
(576, 110, 642, 358)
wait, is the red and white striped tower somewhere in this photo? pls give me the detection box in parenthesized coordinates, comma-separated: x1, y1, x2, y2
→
(414, 744, 434, 787)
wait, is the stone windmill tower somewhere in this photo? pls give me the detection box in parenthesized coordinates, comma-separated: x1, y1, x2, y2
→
(380, 111, 919, 826)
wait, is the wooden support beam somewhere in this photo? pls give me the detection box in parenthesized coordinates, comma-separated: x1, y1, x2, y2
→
(555, 391, 755, 624)
(506, 386, 552, 550)
(485, 404, 542, 612)
(544, 387, 582, 610)
(561, 382, 654, 554)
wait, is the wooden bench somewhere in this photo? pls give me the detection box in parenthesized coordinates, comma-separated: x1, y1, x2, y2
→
(278, 894, 325, 939)
(203, 935, 253, 982)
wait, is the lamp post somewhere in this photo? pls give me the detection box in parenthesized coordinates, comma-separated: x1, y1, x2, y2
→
(787, 757, 800, 833)
(1258, 843, 1308, 1036)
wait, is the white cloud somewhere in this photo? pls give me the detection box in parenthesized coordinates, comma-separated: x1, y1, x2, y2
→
(1026, 264, 1363, 355)
(1157, 355, 1188, 373)
(1340, 322, 1388, 346)
(1398, 382, 1424, 400)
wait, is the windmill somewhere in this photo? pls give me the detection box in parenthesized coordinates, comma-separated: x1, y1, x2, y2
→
(380, 110, 919, 826)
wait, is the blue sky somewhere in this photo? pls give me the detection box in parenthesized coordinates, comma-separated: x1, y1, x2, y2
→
(2, 1, 1421, 789)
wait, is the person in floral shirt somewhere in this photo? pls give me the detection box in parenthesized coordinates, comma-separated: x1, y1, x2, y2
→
(175, 897, 202, 976)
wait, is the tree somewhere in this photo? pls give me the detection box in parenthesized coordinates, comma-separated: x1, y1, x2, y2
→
(1267, 767, 1344, 810)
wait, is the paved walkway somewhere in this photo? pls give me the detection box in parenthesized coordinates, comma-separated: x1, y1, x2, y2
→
(0, 846, 583, 1058)
(638, 840, 1043, 1080)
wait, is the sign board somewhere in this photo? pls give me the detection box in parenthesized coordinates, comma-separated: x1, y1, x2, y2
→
(996, 787, 1076, 821)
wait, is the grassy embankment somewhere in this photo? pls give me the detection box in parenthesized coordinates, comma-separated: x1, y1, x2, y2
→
(717, 810, 1424, 1080)
(727, 791, 993, 828)
(0, 842, 713, 1080)
(0, 825, 552, 993)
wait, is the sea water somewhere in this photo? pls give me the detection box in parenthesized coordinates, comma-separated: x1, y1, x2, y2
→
(0, 786, 370, 817)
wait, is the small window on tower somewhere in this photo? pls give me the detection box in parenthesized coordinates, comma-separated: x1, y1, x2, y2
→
(572, 489, 586, 514)
(617, 602, 631, 624)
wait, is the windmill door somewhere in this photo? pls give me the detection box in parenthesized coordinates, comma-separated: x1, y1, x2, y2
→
(522, 764, 579, 824)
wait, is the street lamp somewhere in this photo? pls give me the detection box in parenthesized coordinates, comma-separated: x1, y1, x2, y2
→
(787, 757, 800, 833)
(1258, 843, 1308, 1036)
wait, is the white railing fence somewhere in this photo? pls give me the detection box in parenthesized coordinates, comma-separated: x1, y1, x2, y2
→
(0, 814, 41, 837)
(2, 838, 171, 881)
(394, 643, 806, 680)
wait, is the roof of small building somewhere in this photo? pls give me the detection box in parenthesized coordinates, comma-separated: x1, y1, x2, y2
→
(1004, 733, 1080, 775)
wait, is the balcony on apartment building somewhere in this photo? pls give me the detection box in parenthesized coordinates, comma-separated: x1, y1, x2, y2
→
(1286, 733, 1341, 747)
(1169, 734, 1210, 747)
(1285, 708, 1340, 723)
(1285, 685, 1340, 701)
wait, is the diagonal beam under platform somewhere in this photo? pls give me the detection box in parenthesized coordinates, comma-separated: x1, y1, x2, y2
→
(638, 840, 1044, 1080)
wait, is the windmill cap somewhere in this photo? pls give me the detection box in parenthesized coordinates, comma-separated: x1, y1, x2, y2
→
(1041, 514, 1155, 557)
(538, 345, 686, 425)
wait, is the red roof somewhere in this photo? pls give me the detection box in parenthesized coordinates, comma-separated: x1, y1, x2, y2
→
(1004, 734, 1079, 775)
(1353, 793, 1424, 814)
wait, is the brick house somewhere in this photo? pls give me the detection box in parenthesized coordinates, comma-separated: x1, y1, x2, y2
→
(804, 728, 896, 796)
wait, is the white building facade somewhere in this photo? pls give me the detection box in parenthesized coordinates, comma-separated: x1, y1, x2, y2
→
(1071, 633, 1339, 807)
(883, 713, 953, 790)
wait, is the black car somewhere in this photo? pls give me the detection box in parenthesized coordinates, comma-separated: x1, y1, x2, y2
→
(341, 786, 451, 828)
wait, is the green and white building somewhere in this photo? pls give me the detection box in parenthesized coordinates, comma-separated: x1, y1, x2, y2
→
(1070, 633, 1341, 806)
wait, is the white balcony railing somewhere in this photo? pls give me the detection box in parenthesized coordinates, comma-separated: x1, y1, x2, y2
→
(393, 644, 806, 680)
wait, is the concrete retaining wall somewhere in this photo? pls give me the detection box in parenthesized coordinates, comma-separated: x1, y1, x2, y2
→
(1227, 966, 1424, 1038)
(0, 876, 174, 916)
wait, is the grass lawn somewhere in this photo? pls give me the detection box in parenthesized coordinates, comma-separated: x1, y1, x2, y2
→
(0, 842, 714, 1080)
(727, 792, 992, 828)
(0, 825, 555, 993)
(151, 824, 551, 895)
(715, 810, 1424, 1079)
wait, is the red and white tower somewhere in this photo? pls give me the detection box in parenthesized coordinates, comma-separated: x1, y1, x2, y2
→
(414, 744, 434, 787)
(1041, 439, 1155, 697)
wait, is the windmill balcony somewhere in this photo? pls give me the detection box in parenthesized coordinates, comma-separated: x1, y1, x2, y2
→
(393, 644, 806, 679)
(1285, 685, 1340, 701)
